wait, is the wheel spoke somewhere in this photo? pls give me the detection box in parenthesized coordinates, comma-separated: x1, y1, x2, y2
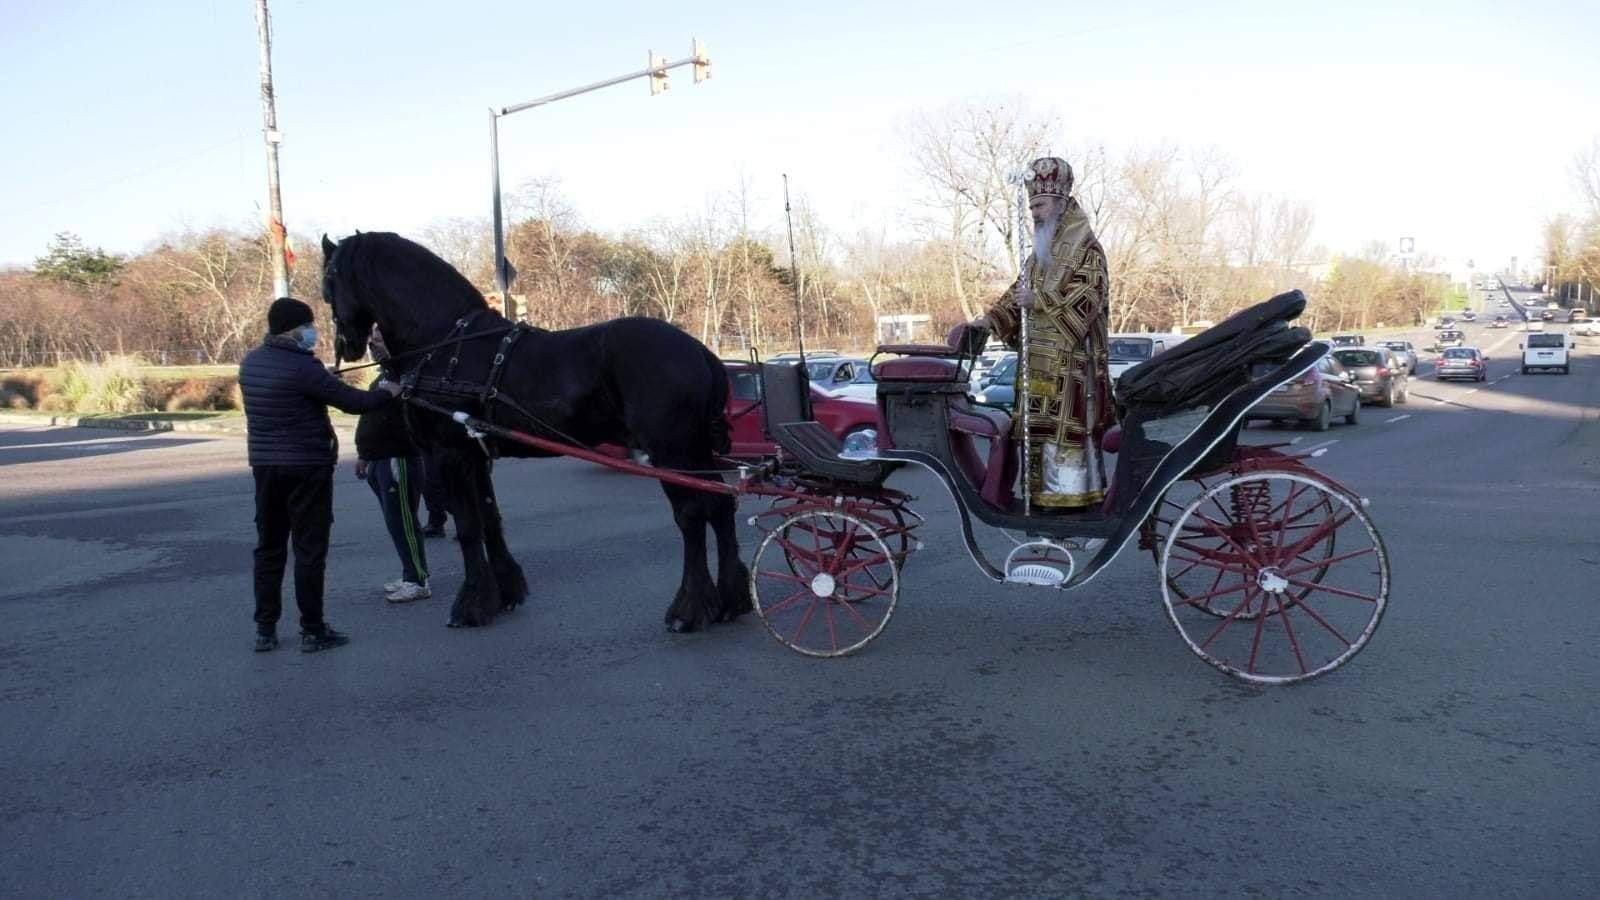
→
(761, 588, 813, 617)
(1280, 546, 1375, 579)
(790, 597, 821, 645)
(1284, 577, 1380, 603)
(1198, 584, 1261, 650)
(1286, 595, 1353, 647)
(1273, 592, 1310, 675)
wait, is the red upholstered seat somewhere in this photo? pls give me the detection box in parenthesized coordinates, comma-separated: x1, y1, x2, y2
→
(1102, 424, 1122, 454)
(874, 356, 961, 382)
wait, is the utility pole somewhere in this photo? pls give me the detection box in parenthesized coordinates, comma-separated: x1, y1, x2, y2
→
(487, 38, 711, 322)
(254, 0, 290, 298)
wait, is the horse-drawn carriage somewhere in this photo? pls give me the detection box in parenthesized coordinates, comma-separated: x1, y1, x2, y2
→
(740, 289, 1387, 684)
(322, 233, 1387, 686)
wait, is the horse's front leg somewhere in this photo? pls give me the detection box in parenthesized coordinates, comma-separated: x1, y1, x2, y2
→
(477, 465, 527, 612)
(442, 451, 500, 627)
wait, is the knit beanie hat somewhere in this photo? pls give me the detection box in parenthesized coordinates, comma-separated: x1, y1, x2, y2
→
(267, 297, 315, 335)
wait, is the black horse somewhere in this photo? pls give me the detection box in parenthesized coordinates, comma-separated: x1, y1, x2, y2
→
(320, 232, 750, 632)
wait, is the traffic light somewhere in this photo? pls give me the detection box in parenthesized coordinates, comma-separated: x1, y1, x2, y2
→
(692, 38, 710, 83)
(648, 51, 668, 95)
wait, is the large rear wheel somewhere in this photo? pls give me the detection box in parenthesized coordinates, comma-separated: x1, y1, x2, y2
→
(1158, 472, 1388, 684)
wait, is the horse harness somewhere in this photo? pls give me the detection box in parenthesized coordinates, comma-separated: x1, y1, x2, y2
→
(394, 312, 551, 455)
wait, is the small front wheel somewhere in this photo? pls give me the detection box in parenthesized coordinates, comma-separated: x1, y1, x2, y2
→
(751, 510, 900, 657)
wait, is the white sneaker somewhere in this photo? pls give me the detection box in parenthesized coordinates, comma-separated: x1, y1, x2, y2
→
(383, 579, 406, 595)
(385, 581, 431, 603)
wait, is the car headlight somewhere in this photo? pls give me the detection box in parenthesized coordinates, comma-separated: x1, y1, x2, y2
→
(975, 392, 988, 403)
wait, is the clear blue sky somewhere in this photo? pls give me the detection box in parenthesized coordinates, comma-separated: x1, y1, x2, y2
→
(3, 0, 1597, 274)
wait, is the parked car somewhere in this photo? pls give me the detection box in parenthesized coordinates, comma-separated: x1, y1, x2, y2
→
(1490, 315, 1509, 328)
(1107, 333, 1184, 384)
(1332, 346, 1409, 406)
(1247, 353, 1362, 431)
(972, 354, 1018, 410)
(1436, 346, 1489, 382)
(1572, 320, 1600, 337)
(1521, 333, 1571, 375)
(1378, 340, 1418, 374)
(1330, 333, 1366, 347)
(824, 359, 880, 402)
(769, 349, 840, 360)
(1433, 329, 1466, 350)
(969, 349, 1013, 393)
(602, 361, 881, 461)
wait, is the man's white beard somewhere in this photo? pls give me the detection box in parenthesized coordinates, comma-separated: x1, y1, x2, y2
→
(1033, 211, 1060, 273)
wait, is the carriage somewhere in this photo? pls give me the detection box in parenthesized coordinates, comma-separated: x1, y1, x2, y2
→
(440, 290, 1387, 686)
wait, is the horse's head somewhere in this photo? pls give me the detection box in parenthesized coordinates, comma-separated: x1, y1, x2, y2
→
(321, 233, 372, 362)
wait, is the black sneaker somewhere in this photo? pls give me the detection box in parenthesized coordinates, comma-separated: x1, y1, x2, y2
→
(254, 632, 279, 652)
(300, 627, 350, 653)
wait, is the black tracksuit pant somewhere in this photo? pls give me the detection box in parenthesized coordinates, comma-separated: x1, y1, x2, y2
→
(252, 464, 334, 634)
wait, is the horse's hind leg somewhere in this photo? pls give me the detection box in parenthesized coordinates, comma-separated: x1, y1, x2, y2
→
(477, 468, 527, 612)
(441, 451, 501, 627)
(708, 491, 751, 623)
(660, 482, 717, 633)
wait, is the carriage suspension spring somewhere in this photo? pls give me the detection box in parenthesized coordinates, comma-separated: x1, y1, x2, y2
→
(1229, 478, 1275, 537)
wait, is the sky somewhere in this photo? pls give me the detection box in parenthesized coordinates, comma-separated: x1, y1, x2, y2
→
(3, 0, 1598, 279)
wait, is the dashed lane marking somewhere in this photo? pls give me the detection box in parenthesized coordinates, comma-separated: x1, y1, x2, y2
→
(1300, 439, 1339, 454)
(1384, 414, 1411, 423)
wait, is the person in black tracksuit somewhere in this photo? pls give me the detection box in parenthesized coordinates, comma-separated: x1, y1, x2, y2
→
(238, 298, 400, 653)
(354, 330, 430, 603)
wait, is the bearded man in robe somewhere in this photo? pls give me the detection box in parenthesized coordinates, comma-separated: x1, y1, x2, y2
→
(971, 156, 1115, 511)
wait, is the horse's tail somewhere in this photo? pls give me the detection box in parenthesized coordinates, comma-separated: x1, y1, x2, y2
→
(704, 349, 732, 456)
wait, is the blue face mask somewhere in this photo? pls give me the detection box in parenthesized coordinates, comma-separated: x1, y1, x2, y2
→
(296, 326, 319, 351)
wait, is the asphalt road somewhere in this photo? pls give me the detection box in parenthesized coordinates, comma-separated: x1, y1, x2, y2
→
(2, 326, 1597, 896)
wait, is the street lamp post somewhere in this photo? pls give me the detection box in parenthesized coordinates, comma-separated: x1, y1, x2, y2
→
(487, 39, 711, 321)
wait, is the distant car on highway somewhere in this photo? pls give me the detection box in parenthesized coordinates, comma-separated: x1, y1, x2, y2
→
(1436, 347, 1488, 382)
(1521, 333, 1571, 375)
(1460, 310, 1477, 322)
(1490, 315, 1509, 328)
(1378, 340, 1418, 374)
(1524, 319, 1545, 332)
(1539, 309, 1555, 321)
(1434, 317, 1456, 330)
(1247, 354, 1362, 431)
(1332, 346, 1409, 407)
(1572, 320, 1600, 337)
(1433, 329, 1465, 350)
(1569, 309, 1590, 323)
(1330, 333, 1365, 347)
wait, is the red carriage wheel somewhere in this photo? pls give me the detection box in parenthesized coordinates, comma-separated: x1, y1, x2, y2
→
(763, 495, 915, 591)
(750, 510, 899, 657)
(1148, 475, 1339, 620)
(1159, 472, 1388, 684)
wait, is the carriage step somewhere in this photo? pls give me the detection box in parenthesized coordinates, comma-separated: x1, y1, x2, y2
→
(1003, 540, 1076, 588)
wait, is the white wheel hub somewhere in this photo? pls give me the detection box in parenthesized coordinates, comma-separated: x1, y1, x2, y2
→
(809, 572, 836, 598)
(1256, 567, 1288, 594)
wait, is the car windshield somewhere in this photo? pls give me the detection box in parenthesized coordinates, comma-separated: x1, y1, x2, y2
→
(1527, 334, 1565, 348)
(1442, 348, 1475, 359)
(1108, 338, 1154, 360)
(806, 361, 847, 383)
(1333, 350, 1382, 366)
(849, 366, 875, 384)
(989, 356, 1017, 383)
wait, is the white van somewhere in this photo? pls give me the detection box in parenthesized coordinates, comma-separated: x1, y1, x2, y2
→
(1107, 333, 1185, 384)
(1521, 333, 1571, 374)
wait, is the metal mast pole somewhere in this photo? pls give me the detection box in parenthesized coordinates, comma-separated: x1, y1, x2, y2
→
(489, 110, 512, 320)
(253, 0, 290, 298)
(783, 174, 806, 361)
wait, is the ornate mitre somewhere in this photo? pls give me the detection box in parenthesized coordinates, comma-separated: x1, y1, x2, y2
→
(1022, 156, 1074, 199)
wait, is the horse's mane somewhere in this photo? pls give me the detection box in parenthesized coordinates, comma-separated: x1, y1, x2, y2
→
(342, 232, 488, 335)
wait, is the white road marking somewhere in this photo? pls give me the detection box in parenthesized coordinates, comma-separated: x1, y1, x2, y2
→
(1384, 414, 1411, 423)
(1300, 439, 1339, 454)
(0, 435, 169, 451)
(1463, 388, 1479, 396)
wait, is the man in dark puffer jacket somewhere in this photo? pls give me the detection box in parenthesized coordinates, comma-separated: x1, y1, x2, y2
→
(239, 297, 400, 653)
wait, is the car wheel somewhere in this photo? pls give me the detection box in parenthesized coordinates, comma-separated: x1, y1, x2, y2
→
(1345, 398, 1360, 426)
(1311, 401, 1331, 432)
(1520, 366, 1528, 375)
(1381, 384, 1395, 407)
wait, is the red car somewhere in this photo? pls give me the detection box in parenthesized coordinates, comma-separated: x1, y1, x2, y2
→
(598, 361, 880, 460)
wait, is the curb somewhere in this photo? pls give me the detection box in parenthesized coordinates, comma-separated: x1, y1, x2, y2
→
(0, 412, 242, 435)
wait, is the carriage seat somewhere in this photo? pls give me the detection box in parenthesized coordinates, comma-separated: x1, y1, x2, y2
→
(947, 395, 1016, 509)
(873, 355, 962, 383)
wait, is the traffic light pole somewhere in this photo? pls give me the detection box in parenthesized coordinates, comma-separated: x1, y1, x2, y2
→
(488, 39, 710, 321)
